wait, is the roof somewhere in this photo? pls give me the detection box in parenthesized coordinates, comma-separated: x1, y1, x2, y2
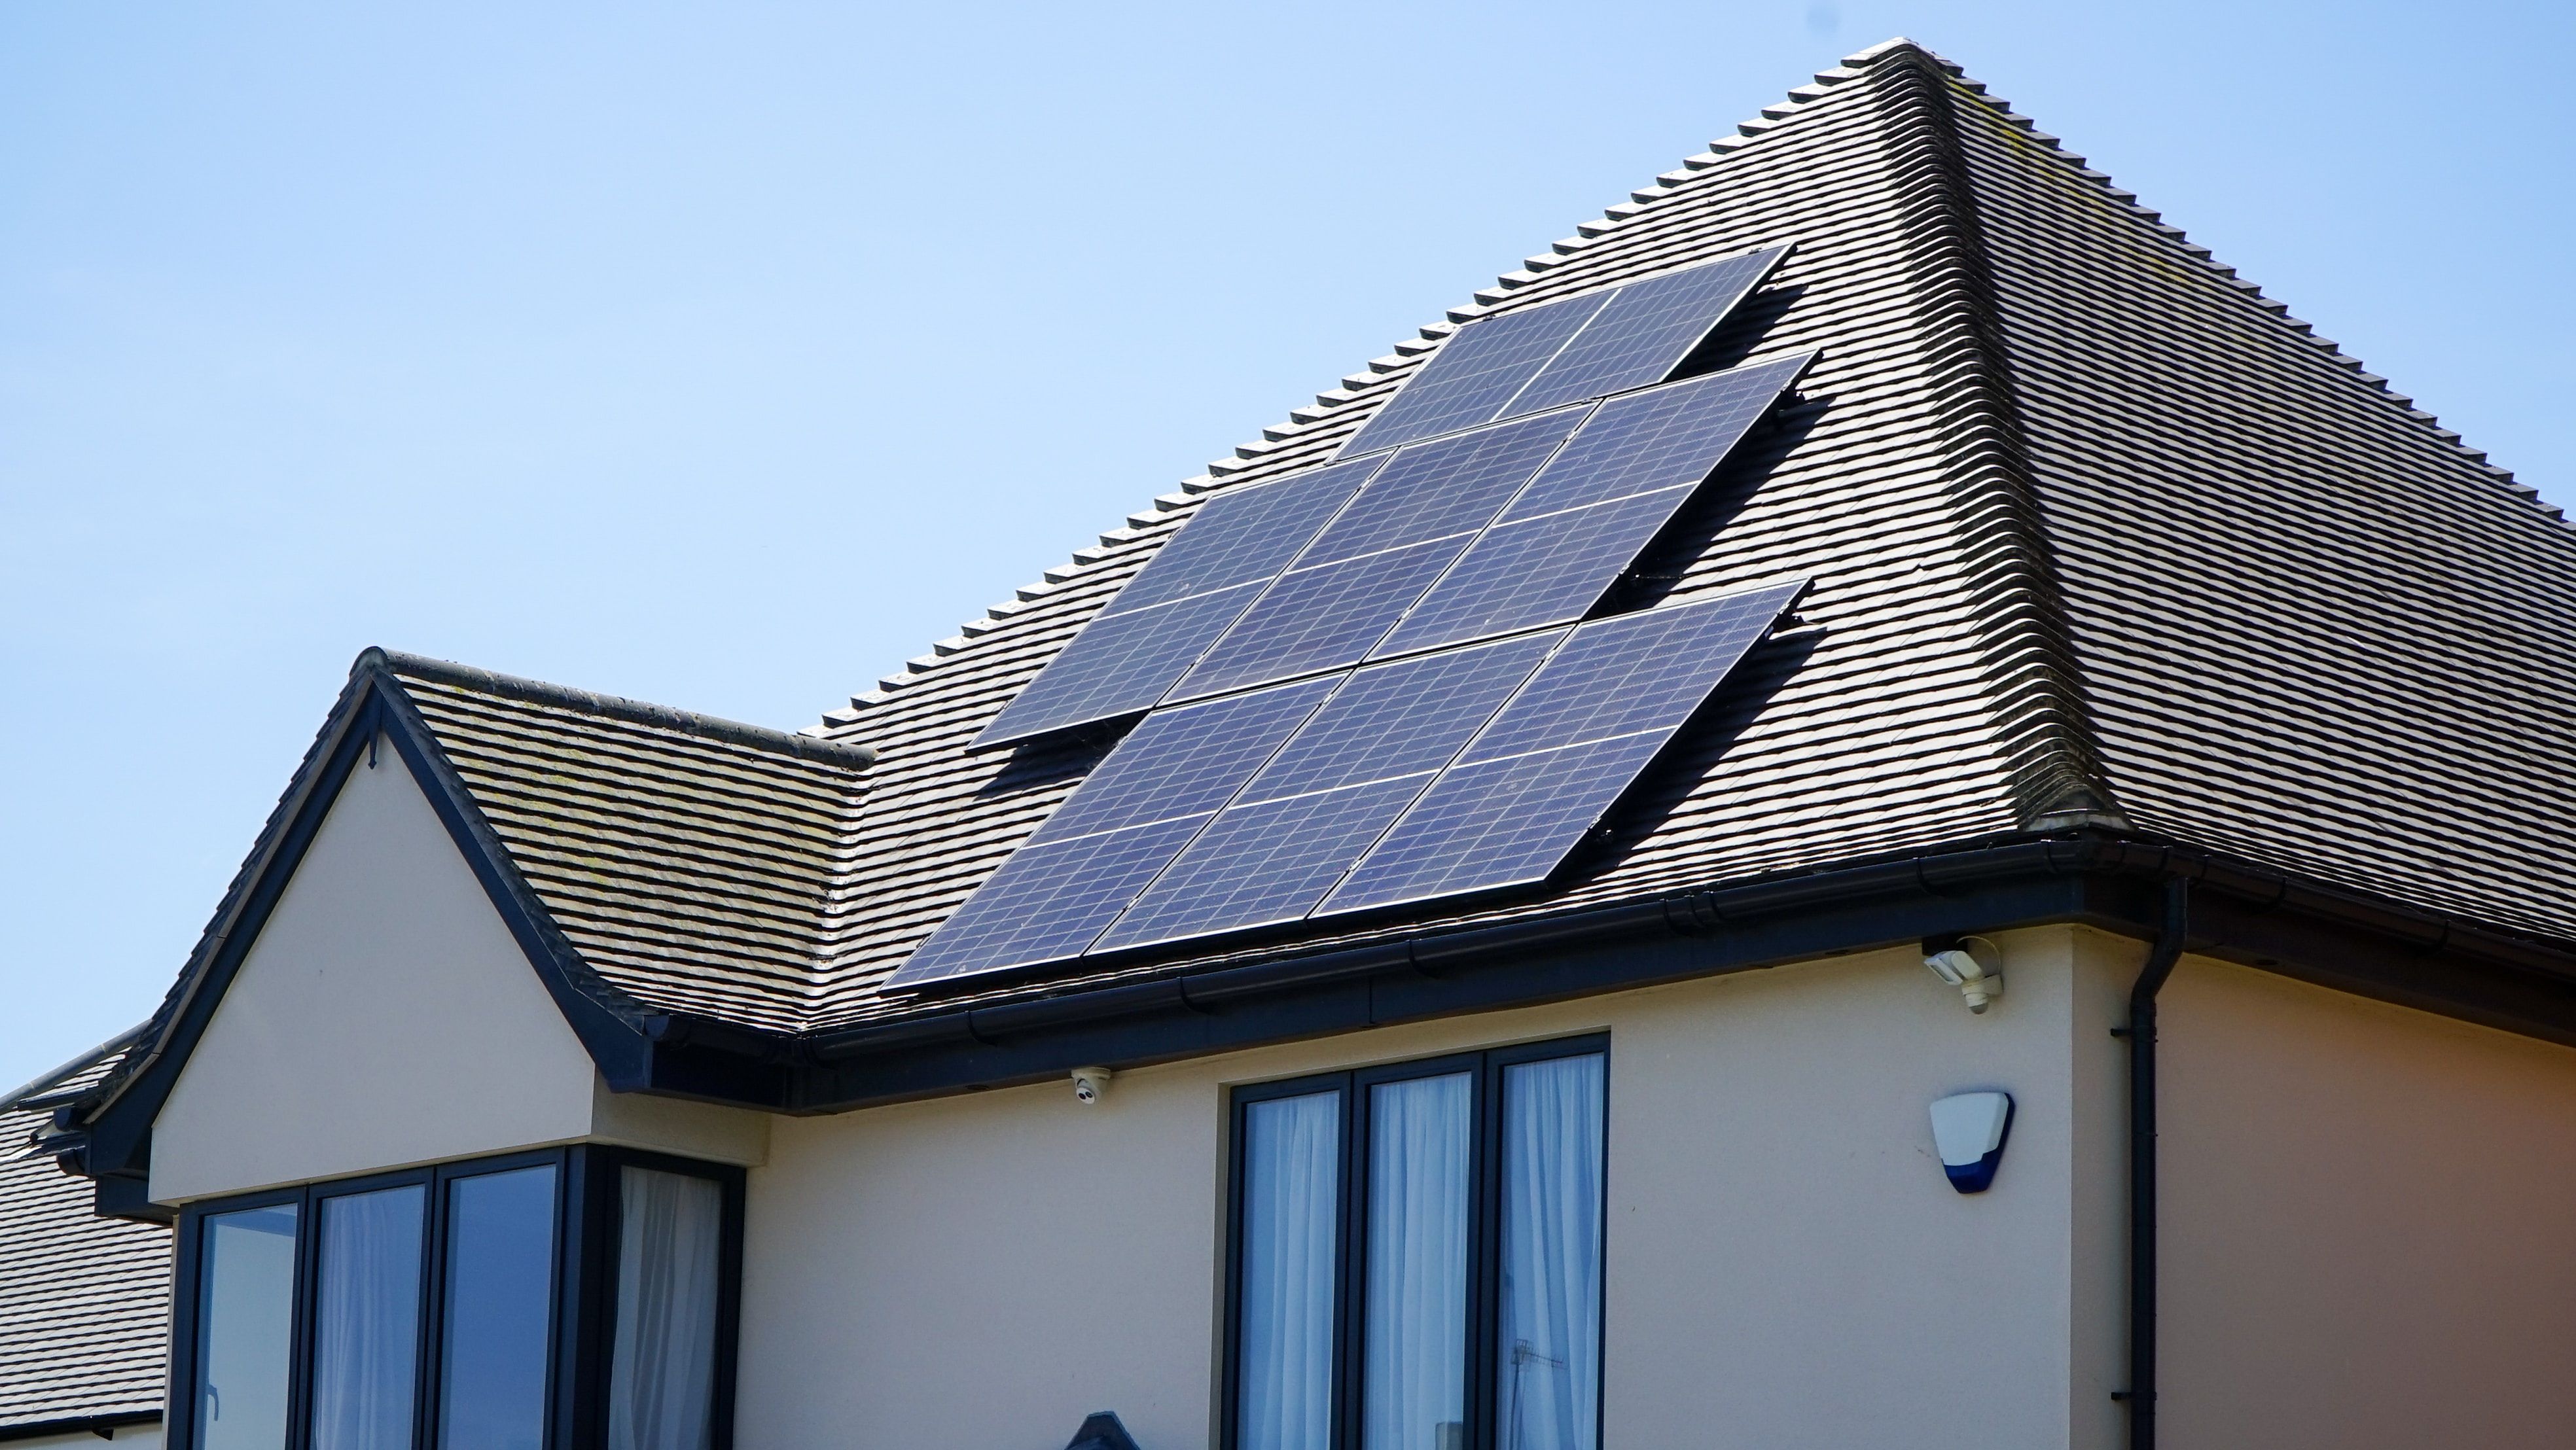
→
(1, 1031, 168, 1438)
(785, 37, 2575, 1022)
(65, 39, 2576, 1120)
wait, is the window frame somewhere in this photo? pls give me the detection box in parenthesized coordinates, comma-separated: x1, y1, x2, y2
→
(168, 1145, 745, 1450)
(1220, 1033, 1611, 1450)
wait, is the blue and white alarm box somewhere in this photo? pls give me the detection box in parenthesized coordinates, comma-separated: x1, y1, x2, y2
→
(1929, 1090, 2014, 1194)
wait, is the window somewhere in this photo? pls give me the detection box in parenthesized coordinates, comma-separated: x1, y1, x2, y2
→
(1225, 1036, 1608, 1450)
(170, 1148, 742, 1450)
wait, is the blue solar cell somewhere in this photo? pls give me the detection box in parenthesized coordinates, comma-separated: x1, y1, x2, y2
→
(889, 814, 1217, 985)
(898, 677, 1340, 986)
(1030, 676, 1340, 844)
(1371, 486, 1691, 659)
(1092, 776, 1430, 951)
(1317, 733, 1668, 912)
(1168, 412, 1583, 701)
(1368, 357, 1807, 660)
(1503, 246, 1789, 416)
(974, 580, 1266, 747)
(1095, 635, 1559, 950)
(1498, 355, 1811, 522)
(1163, 540, 1459, 703)
(1342, 293, 1611, 455)
(1105, 457, 1384, 617)
(1302, 410, 1584, 567)
(1319, 582, 1806, 916)
(1241, 633, 1562, 801)
(1460, 582, 1804, 762)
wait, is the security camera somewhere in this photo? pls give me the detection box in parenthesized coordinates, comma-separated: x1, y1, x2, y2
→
(1071, 1066, 1113, 1105)
(1923, 934, 2004, 1014)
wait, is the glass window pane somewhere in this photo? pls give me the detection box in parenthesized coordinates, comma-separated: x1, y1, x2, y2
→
(1361, 1074, 1471, 1450)
(1494, 1055, 1606, 1450)
(438, 1167, 559, 1450)
(1236, 1091, 1340, 1450)
(606, 1167, 724, 1450)
(312, 1186, 427, 1450)
(193, 1204, 300, 1450)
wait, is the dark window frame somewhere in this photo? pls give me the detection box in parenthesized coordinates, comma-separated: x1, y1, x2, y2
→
(1220, 1033, 1611, 1450)
(168, 1145, 745, 1450)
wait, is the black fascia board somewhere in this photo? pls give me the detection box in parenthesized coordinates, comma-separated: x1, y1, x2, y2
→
(788, 833, 2576, 1114)
(69, 665, 785, 1220)
(0, 1411, 161, 1444)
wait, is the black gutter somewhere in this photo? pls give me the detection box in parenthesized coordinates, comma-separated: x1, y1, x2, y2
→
(2116, 878, 2189, 1447)
(0, 1411, 159, 1444)
(789, 831, 2576, 1114)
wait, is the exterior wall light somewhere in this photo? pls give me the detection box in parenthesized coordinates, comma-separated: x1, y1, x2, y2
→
(1923, 934, 2004, 1013)
(1930, 1089, 2014, 1194)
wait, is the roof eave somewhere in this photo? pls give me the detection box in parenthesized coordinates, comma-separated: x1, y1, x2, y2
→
(774, 828, 2576, 1112)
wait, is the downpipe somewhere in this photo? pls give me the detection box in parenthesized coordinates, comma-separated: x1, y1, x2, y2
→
(2116, 877, 2191, 1447)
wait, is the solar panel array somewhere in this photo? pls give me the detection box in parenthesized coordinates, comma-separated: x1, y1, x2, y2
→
(903, 243, 1810, 988)
(1340, 245, 1788, 456)
(893, 583, 1804, 988)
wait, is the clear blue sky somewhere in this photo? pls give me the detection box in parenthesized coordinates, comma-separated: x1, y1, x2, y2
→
(5, 1, 2569, 1092)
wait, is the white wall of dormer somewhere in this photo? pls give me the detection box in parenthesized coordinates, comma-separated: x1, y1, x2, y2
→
(150, 733, 766, 1205)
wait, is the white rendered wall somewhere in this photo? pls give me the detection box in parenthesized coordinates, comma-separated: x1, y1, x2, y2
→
(738, 928, 2130, 1450)
(2157, 957, 2576, 1447)
(151, 735, 764, 1204)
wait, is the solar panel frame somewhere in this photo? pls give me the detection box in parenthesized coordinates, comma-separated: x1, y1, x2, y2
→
(1499, 245, 1791, 418)
(1318, 580, 1806, 917)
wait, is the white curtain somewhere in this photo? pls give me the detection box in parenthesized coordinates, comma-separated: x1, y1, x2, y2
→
(1494, 1055, 1605, 1450)
(1238, 1091, 1341, 1450)
(607, 1168, 724, 1450)
(311, 1186, 426, 1450)
(1362, 1074, 1471, 1450)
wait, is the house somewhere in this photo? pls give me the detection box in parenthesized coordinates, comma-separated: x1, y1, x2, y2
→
(11, 35, 2576, 1450)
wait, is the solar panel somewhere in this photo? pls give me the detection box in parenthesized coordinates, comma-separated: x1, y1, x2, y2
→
(1340, 292, 1611, 455)
(1494, 354, 1812, 522)
(973, 457, 1389, 747)
(1502, 246, 1790, 417)
(1094, 633, 1562, 951)
(1167, 410, 1584, 701)
(1371, 356, 1812, 659)
(1319, 582, 1804, 915)
(1370, 486, 1692, 658)
(893, 677, 1339, 986)
(973, 581, 1268, 748)
(1029, 677, 1346, 845)
(1104, 456, 1385, 617)
(884, 816, 1216, 987)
